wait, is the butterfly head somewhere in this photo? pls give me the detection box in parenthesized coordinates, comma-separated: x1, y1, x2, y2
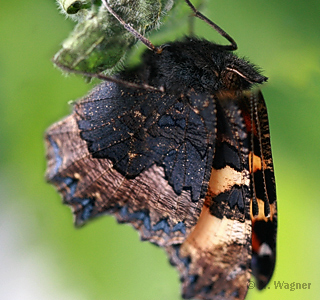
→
(140, 37, 267, 94)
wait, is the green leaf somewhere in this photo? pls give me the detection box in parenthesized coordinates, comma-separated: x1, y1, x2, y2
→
(54, 0, 176, 74)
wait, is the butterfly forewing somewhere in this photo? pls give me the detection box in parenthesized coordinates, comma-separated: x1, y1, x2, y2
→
(241, 91, 277, 289)
(75, 81, 216, 201)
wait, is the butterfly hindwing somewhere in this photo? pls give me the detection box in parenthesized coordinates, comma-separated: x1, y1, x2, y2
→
(45, 112, 205, 246)
(45, 83, 219, 246)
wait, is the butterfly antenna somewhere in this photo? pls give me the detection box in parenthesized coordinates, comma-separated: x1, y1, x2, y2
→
(184, 0, 237, 51)
(101, 0, 162, 54)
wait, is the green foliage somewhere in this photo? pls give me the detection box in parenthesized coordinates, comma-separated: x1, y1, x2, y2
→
(54, 0, 177, 74)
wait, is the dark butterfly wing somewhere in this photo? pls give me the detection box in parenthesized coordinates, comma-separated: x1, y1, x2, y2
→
(167, 91, 253, 300)
(74, 81, 216, 201)
(240, 91, 277, 289)
(45, 113, 204, 245)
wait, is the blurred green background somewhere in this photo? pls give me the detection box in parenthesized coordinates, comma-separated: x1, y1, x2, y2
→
(1, 0, 320, 299)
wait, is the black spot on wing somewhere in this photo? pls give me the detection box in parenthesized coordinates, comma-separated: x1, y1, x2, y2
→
(210, 186, 248, 220)
(253, 170, 264, 200)
(212, 142, 241, 171)
(210, 92, 250, 217)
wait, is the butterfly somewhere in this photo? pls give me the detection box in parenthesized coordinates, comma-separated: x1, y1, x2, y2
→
(45, 1, 277, 299)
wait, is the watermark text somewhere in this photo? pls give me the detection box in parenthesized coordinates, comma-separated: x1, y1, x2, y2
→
(248, 280, 312, 291)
